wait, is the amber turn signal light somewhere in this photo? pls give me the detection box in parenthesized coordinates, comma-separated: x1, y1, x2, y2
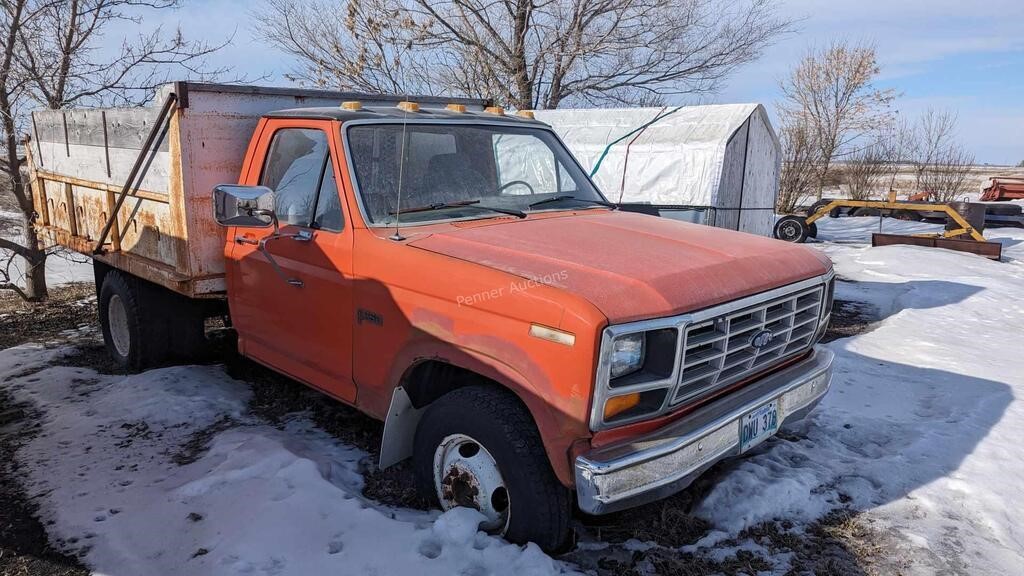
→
(603, 393, 641, 421)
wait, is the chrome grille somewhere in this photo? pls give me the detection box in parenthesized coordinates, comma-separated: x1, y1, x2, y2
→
(672, 285, 824, 405)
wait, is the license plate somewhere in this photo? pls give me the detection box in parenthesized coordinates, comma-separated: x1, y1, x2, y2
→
(740, 400, 779, 452)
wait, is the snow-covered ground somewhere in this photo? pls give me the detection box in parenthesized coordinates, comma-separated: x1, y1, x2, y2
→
(0, 347, 579, 576)
(2, 217, 1023, 574)
(689, 219, 1024, 573)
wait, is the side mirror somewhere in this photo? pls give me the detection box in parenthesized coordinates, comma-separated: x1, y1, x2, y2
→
(213, 184, 276, 228)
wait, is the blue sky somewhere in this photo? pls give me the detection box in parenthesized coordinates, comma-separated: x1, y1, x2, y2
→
(114, 0, 1023, 165)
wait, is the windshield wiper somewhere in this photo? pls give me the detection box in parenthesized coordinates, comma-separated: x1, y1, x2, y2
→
(527, 195, 616, 209)
(390, 199, 526, 218)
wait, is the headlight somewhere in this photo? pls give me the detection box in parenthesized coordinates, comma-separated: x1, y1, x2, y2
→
(610, 333, 645, 379)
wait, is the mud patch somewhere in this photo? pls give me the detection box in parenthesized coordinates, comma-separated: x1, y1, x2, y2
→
(567, 509, 893, 576)
(0, 388, 90, 576)
(171, 415, 241, 466)
(822, 299, 880, 343)
(0, 282, 97, 350)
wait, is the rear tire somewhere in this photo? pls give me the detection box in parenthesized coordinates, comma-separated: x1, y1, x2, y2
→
(773, 215, 810, 243)
(850, 207, 883, 217)
(97, 270, 209, 370)
(98, 270, 163, 370)
(806, 199, 840, 219)
(985, 203, 1022, 217)
(413, 386, 572, 552)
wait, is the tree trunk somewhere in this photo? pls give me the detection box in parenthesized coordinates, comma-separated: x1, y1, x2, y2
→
(509, 0, 533, 110)
(20, 219, 47, 301)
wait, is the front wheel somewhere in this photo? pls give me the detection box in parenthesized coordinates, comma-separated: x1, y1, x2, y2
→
(413, 386, 572, 552)
(773, 215, 811, 243)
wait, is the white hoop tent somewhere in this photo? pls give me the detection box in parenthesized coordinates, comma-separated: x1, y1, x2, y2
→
(534, 104, 780, 236)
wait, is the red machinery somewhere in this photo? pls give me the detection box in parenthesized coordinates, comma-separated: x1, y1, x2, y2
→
(981, 177, 1024, 201)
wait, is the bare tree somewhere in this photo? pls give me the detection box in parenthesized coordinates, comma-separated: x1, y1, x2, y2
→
(0, 0, 44, 298)
(871, 116, 915, 195)
(841, 141, 887, 200)
(909, 107, 956, 190)
(253, 0, 793, 109)
(779, 41, 896, 197)
(18, 1, 227, 108)
(919, 144, 975, 203)
(0, 0, 224, 300)
(776, 117, 819, 213)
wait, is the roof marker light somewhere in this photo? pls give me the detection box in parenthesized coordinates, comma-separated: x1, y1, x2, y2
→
(341, 101, 362, 110)
(484, 106, 505, 116)
(516, 110, 535, 119)
(397, 101, 420, 113)
(446, 104, 467, 113)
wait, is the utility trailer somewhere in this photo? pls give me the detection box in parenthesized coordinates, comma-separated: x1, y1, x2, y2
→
(26, 82, 485, 297)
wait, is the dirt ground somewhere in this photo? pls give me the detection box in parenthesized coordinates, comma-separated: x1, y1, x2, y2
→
(0, 284, 893, 576)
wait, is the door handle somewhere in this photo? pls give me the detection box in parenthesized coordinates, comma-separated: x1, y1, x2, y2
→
(292, 229, 314, 242)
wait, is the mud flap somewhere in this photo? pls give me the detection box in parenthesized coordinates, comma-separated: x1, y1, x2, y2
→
(379, 386, 424, 469)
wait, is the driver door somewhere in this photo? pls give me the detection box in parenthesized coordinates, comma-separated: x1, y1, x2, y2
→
(227, 120, 356, 402)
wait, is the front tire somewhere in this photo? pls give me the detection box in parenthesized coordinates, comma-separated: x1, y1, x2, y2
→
(413, 386, 572, 552)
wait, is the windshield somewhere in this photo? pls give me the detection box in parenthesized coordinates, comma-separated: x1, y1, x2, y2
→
(346, 123, 608, 225)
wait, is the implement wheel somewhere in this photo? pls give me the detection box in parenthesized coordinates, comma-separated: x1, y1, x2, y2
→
(773, 215, 810, 243)
(806, 199, 840, 219)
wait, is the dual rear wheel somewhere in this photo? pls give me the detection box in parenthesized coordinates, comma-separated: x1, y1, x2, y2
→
(97, 267, 210, 370)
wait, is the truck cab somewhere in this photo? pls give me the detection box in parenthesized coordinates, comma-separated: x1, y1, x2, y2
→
(29, 84, 835, 552)
(215, 102, 835, 550)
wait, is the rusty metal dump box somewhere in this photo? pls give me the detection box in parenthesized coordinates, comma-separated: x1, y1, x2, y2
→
(26, 82, 483, 297)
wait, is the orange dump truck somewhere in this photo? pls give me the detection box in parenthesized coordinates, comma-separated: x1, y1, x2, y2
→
(27, 82, 836, 550)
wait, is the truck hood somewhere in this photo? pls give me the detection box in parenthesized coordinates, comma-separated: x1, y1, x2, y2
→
(408, 211, 832, 324)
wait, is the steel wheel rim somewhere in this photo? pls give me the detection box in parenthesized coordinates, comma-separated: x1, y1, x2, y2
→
(107, 294, 131, 358)
(433, 433, 510, 532)
(779, 220, 800, 240)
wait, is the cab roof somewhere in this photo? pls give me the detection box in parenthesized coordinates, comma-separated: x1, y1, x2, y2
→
(264, 105, 545, 125)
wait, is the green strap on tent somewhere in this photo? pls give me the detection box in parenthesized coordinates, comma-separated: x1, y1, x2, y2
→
(588, 106, 683, 177)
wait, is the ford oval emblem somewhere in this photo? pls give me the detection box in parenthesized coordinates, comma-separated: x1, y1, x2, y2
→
(750, 329, 774, 349)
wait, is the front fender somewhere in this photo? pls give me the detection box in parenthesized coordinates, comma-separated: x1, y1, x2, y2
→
(378, 337, 588, 487)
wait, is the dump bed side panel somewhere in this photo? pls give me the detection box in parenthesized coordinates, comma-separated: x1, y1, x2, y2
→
(31, 106, 183, 273)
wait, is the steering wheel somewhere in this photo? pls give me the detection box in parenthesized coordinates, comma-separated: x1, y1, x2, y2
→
(496, 180, 535, 196)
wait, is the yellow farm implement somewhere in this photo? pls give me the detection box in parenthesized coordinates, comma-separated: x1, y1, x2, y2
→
(773, 195, 1002, 260)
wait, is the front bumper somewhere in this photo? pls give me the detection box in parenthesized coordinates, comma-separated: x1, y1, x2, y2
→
(575, 347, 834, 515)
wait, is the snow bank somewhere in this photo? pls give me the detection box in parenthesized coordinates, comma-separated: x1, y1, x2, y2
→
(0, 346, 580, 576)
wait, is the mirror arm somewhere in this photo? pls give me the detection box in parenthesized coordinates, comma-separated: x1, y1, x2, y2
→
(252, 208, 281, 234)
(234, 232, 306, 287)
(258, 235, 304, 287)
